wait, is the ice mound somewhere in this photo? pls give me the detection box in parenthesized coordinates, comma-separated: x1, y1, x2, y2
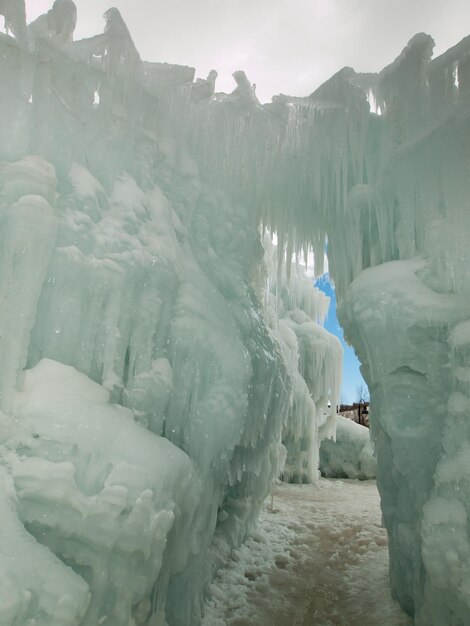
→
(0, 467, 90, 626)
(2, 359, 201, 625)
(320, 415, 376, 480)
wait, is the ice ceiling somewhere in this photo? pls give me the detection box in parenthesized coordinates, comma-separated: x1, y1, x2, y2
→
(1, 1, 470, 625)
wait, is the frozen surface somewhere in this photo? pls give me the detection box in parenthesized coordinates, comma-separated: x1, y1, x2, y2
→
(341, 258, 470, 624)
(187, 29, 470, 624)
(203, 479, 411, 626)
(3, 359, 201, 625)
(0, 147, 293, 624)
(320, 415, 376, 480)
(1, 3, 470, 624)
(0, 6, 341, 625)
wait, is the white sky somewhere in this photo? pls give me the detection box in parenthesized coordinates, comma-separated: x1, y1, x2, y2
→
(26, 0, 470, 102)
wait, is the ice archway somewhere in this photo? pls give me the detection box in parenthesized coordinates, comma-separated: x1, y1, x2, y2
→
(0, 4, 470, 625)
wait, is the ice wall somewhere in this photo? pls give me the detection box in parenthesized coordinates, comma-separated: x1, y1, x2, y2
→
(184, 32, 470, 625)
(336, 40, 470, 624)
(164, 25, 470, 626)
(0, 5, 342, 625)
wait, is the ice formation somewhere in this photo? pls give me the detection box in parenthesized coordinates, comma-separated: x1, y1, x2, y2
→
(0, 4, 340, 625)
(1, 1, 469, 624)
(186, 30, 470, 626)
(262, 238, 341, 483)
(320, 415, 376, 480)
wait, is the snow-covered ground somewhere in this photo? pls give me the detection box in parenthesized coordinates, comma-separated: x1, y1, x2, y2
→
(203, 479, 412, 626)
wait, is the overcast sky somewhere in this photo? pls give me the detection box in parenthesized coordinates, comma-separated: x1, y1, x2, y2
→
(25, 1, 470, 102)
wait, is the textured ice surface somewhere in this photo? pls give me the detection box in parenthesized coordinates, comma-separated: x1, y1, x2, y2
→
(1, 3, 470, 624)
(320, 415, 376, 480)
(186, 31, 470, 624)
(0, 7, 342, 625)
(5, 359, 200, 625)
(341, 258, 470, 623)
(263, 238, 342, 484)
(0, 150, 292, 623)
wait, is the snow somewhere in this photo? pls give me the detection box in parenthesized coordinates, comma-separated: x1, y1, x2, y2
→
(203, 479, 411, 626)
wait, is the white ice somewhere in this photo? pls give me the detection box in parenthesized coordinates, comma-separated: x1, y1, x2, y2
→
(320, 415, 377, 480)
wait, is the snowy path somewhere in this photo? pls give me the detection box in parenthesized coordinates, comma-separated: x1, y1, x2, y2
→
(203, 479, 412, 626)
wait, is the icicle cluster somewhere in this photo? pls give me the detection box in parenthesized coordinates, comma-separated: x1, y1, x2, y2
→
(263, 236, 341, 483)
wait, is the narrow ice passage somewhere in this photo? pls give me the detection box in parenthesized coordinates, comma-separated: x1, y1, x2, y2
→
(203, 480, 411, 626)
(2, 2, 470, 624)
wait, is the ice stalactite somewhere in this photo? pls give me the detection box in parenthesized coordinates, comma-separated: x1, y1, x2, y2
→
(262, 238, 342, 483)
